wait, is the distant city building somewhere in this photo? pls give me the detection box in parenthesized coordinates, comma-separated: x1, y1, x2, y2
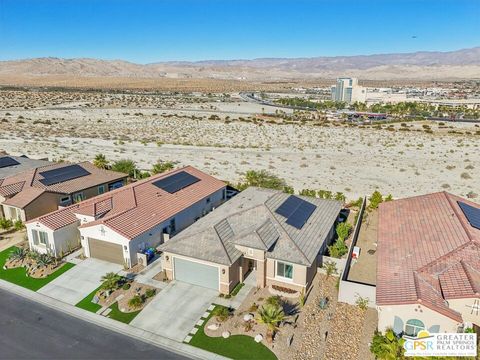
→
(331, 77, 367, 103)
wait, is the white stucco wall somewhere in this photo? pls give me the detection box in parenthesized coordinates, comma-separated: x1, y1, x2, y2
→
(448, 298, 480, 327)
(26, 221, 80, 257)
(377, 303, 461, 334)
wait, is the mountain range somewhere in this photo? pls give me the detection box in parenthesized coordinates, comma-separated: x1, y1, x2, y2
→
(0, 47, 479, 83)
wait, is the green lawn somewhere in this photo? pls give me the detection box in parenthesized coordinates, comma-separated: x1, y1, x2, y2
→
(75, 285, 102, 312)
(0, 246, 75, 291)
(107, 302, 141, 324)
(188, 305, 277, 360)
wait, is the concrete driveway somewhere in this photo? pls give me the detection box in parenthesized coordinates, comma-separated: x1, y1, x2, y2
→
(130, 281, 217, 342)
(38, 258, 123, 305)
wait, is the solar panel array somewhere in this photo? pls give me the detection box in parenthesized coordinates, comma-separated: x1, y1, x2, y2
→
(152, 171, 200, 193)
(39, 165, 91, 186)
(0, 156, 20, 169)
(275, 195, 317, 229)
(458, 201, 480, 230)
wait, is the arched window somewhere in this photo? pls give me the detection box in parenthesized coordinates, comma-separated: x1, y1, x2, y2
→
(405, 319, 425, 337)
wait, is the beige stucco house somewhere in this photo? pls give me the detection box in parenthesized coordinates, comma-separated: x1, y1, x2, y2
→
(159, 187, 342, 295)
(1, 161, 126, 222)
(377, 192, 480, 336)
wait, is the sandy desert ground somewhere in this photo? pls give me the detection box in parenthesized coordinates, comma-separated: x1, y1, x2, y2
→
(0, 90, 479, 201)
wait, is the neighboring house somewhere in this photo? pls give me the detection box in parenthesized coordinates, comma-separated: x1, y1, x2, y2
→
(0, 161, 127, 222)
(377, 192, 480, 336)
(159, 187, 342, 295)
(0, 154, 51, 179)
(26, 166, 226, 266)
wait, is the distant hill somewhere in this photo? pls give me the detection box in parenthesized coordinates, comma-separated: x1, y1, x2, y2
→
(1, 47, 479, 82)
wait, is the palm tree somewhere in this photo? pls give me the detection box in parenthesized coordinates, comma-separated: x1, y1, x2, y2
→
(93, 154, 109, 169)
(100, 272, 121, 292)
(256, 303, 286, 342)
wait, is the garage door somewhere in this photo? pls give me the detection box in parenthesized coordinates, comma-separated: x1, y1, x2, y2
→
(174, 257, 218, 290)
(88, 238, 124, 265)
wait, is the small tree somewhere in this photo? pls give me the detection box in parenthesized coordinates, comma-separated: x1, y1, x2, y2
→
(151, 161, 174, 175)
(100, 272, 122, 292)
(336, 222, 352, 242)
(93, 154, 109, 169)
(323, 261, 338, 277)
(111, 159, 137, 178)
(257, 303, 286, 342)
(128, 295, 144, 309)
(369, 190, 383, 210)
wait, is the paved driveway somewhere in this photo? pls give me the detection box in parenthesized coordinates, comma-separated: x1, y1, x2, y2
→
(130, 281, 217, 342)
(38, 258, 122, 305)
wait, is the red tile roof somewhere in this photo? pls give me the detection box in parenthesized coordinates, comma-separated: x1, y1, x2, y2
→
(377, 192, 480, 322)
(0, 162, 126, 208)
(31, 166, 226, 238)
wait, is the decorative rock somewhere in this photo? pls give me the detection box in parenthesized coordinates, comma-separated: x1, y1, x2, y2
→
(254, 334, 263, 343)
(243, 313, 254, 322)
(207, 323, 220, 331)
(92, 295, 100, 304)
(222, 331, 231, 338)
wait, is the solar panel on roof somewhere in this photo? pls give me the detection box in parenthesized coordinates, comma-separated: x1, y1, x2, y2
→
(275, 195, 317, 229)
(275, 195, 303, 218)
(0, 156, 20, 169)
(39, 164, 91, 186)
(458, 201, 480, 230)
(152, 171, 200, 193)
(286, 201, 317, 229)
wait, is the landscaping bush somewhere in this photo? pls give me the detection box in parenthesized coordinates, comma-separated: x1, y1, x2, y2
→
(368, 190, 383, 210)
(328, 238, 348, 258)
(213, 306, 231, 322)
(122, 283, 131, 291)
(265, 295, 281, 307)
(336, 222, 352, 241)
(13, 220, 24, 230)
(145, 288, 156, 298)
(0, 218, 13, 230)
(128, 295, 144, 309)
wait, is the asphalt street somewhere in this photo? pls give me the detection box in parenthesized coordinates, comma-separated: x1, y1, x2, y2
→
(0, 288, 188, 360)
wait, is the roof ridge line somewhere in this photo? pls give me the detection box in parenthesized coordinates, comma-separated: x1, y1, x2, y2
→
(460, 260, 480, 295)
(417, 241, 473, 273)
(264, 199, 310, 264)
(213, 219, 234, 264)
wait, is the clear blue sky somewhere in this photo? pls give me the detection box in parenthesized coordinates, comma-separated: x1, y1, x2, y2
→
(0, 0, 478, 63)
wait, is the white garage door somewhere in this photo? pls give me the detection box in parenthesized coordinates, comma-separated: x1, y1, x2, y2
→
(174, 257, 218, 290)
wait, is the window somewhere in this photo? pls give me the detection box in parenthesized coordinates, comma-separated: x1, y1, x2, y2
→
(59, 196, 71, 206)
(169, 218, 176, 233)
(72, 192, 85, 203)
(32, 229, 48, 247)
(405, 319, 425, 337)
(9, 207, 20, 221)
(108, 181, 124, 191)
(98, 185, 106, 195)
(276, 261, 293, 280)
(222, 189, 226, 200)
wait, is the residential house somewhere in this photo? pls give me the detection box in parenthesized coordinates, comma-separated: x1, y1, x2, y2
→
(26, 166, 226, 265)
(376, 192, 480, 336)
(159, 187, 342, 295)
(0, 161, 126, 222)
(0, 154, 51, 179)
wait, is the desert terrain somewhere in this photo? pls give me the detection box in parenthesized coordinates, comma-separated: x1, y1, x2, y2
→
(1, 89, 478, 201)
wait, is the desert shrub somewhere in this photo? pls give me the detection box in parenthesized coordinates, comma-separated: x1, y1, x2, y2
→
(328, 239, 348, 258)
(122, 283, 131, 291)
(145, 288, 156, 298)
(336, 222, 352, 241)
(0, 218, 13, 230)
(213, 306, 231, 322)
(128, 295, 144, 309)
(368, 190, 383, 209)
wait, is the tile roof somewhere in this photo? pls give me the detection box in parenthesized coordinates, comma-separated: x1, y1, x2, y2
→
(159, 187, 342, 266)
(31, 166, 226, 237)
(0, 161, 126, 209)
(376, 191, 480, 322)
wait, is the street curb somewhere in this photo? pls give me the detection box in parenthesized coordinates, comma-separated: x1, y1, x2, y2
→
(0, 279, 228, 360)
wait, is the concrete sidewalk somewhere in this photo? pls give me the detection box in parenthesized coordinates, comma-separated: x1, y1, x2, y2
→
(0, 279, 228, 360)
